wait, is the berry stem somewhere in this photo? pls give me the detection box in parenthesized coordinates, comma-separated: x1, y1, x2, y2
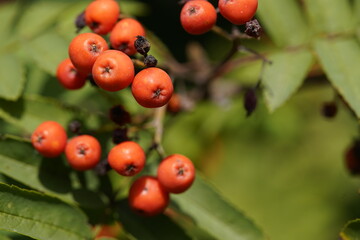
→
(152, 106, 167, 159)
(0, 133, 31, 143)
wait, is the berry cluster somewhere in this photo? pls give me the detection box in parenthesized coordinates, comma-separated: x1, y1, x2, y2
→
(35, 0, 195, 217)
(180, 0, 258, 35)
(56, 0, 174, 108)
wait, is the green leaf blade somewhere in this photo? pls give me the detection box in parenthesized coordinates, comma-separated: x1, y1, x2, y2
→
(0, 54, 25, 101)
(262, 49, 314, 112)
(172, 174, 265, 240)
(340, 219, 360, 240)
(314, 37, 360, 117)
(257, 0, 309, 47)
(0, 183, 92, 240)
(303, 0, 354, 35)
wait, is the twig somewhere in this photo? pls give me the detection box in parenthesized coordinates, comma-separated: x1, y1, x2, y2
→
(0, 133, 31, 143)
(151, 106, 167, 159)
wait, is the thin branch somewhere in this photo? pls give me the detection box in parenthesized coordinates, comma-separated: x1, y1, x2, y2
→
(151, 106, 167, 159)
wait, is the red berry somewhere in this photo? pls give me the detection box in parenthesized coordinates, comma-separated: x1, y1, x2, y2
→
(131, 67, 174, 108)
(85, 0, 120, 35)
(218, 0, 258, 25)
(128, 176, 169, 216)
(180, 0, 217, 35)
(68, 32, 109, 74)
(56, 58, 87, 90)
(31, 121, 67, 158)
(65, 135, 101, 171)
(157, 154, 195, 194)
(110, 18, 146, 56)
(108, 141, 146, 176)
(167, 93, 181, 113)
(92, 50, 135, 91)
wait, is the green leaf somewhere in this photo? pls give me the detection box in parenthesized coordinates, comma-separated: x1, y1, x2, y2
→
(303, 0, 354, 35)
(16, 1, 70, 40)
(117, 199, 191, 240)
(314, 37, 360, 118)
(340, 219, 360, 240)
(25, 31, 68, 76)
(0, 54, 25, 101)
(0, 94, 102, 134)
(0, 2, 18, 45)
(0, 183, 92, 240)
(171, 174, 265, 240)
(262, 49, 314, 112)
(257, 0, 309, 47)
(0, 138, 107, 209)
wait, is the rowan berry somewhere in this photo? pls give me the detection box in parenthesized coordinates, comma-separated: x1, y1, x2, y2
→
(180, 0, 217, 35)
(218, 0, 258, 25)
(108, 141, 146, 176)
(131, 67, 173, 108)
(92, 50, 134, 91)
(157, 154, 195, 193)
(85, 0, 120, 35)
(167, 93, 181, 113)
(56, 58, 87, 90)
(110, 18, 146, 56)
(65, 135, 101, 171)
(68, 32, 109, 74)
(128, 176, 169, 216)
(31, 121, 67, 158)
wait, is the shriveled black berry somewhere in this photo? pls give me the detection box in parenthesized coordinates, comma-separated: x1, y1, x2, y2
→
(94, 158, 112, 176)
(112, 128, 129, 144)
(75, 11, 86, 33)
(245, 19, 262, 38)
(87, 74, 98, 87)
(109, 105, 131, 126)
(322, 102, 337, 118)
(134, 36, 151, 55)
(244, 88, 257, 117)
(68, 120, 82, 134)
(144, 55, 158, 68)
(345, 140, 360, 175)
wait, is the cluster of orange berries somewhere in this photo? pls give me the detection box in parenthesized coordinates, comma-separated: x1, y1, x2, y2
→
(56, 0, 173, 108)
(31, 120, 195, 216)
(36, 0, 195, 216)
(180, 0, 258, 35)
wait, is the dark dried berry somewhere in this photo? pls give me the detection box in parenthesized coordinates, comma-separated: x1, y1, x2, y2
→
(68, 120, 82, 134)
(244, 88, 257, 117)
(87, 74, 98, 87)
(134, 36, 151, 55)
(75, 11, 86, 33)
(322, 102, 337, 118)
(112, 128, 129, 144)
(144, 55, 158, 68)
(345, 140, 360, 175)
(245, 19, 262, 38)
(94, 158, 112, 176)
(109, 105, 131, 126)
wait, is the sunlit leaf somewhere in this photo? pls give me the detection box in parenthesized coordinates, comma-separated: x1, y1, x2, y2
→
(314, 37, 360, 118)
(257, 0, 309, 47)
(172, 174, 265, 240)
(303, 0, 354, 35)
(0, 183, 92, 240)
(262, 49, 314, 112)
(0, 54, 25, 101)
